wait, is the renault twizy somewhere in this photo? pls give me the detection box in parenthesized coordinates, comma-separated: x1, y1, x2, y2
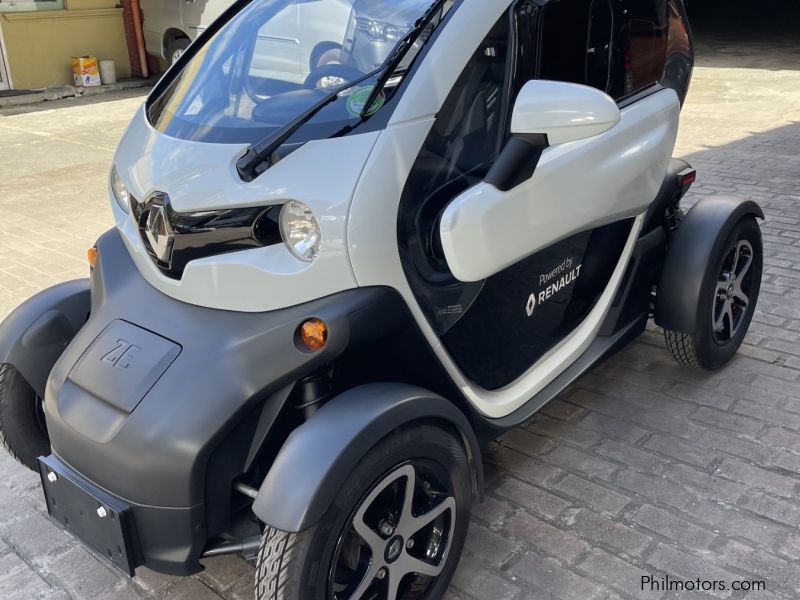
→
(0, 0, 763, 598)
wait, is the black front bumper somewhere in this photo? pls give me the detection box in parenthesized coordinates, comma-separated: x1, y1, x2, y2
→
(42, 228, 402, 574)
(39, 455, 139, 575)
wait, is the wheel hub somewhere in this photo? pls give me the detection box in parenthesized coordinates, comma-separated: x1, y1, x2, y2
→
(712, 239, 754, 343)
(384, 535, 405, 564)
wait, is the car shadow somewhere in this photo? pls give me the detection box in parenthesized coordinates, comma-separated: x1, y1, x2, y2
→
(690, 0, 800, 71)
(0, 87, 152, 118)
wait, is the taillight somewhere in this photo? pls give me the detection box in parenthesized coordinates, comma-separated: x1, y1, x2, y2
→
(678, 168, 697, 193)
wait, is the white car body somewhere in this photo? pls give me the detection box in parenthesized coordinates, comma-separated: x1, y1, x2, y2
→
(115, 0, 682, 420)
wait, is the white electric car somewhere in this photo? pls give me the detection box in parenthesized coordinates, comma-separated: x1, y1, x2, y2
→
(0, 0, 764, 598)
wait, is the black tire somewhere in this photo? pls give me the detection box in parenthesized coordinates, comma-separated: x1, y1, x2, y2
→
(664, 217, 762, 370)
(255, 424, 472, 600)
(310, 42, 342, 71)
(306, 43, 351, 90)
(0, 364, 50, 471)
(167, 38, 191, 66)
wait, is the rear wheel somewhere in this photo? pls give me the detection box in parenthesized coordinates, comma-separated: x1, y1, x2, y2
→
(167, 38, 190, 66)
(254, 425, 471, 600)
(664, 217, 762, 370)
(0, 364, 50, 471)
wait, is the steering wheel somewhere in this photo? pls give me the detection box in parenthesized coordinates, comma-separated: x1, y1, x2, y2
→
(304, 64, 366, 90)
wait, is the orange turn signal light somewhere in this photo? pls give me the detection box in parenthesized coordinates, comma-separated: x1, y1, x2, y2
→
(299, 318, 328, 351)
(87, 247, 98, 268)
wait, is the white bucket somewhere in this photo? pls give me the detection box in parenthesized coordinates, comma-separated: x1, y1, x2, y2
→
(99, 60, 117, 85)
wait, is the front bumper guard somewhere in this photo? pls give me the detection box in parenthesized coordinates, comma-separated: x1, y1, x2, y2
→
(41, 228, 403, 574)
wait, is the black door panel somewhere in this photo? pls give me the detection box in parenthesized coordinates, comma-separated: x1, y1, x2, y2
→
(441, 219, 634, 390)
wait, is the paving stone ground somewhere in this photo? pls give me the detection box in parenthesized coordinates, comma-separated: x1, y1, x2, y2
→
(1, 28, 799, 600)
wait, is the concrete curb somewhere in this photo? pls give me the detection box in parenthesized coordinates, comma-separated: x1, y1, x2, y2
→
(0, 78, 155, 109)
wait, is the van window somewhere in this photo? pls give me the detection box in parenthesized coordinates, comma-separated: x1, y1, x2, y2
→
(609, 0, 669, 98)
(536, 0, 615, 95)
(537, 0, 669, 101)
(585, 0, 614, 92)
(661, 0, 693, 103)
(538, 0, 593, 87)
(511, 0, 541, 86)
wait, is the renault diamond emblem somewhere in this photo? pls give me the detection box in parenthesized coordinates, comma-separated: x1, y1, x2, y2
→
(384, 536, 404, 564)
(144, 203, 174, 264)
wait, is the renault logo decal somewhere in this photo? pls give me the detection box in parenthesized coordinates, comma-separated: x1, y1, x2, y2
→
(526, 293, 537, 317)
(143, 200, 175, 265)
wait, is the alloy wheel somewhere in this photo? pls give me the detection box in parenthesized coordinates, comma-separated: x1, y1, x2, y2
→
(712, 239, 754, 343)
(329, 461, 456, 600)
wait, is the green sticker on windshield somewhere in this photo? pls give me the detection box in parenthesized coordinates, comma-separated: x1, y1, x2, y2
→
(346, 86, 386, 118)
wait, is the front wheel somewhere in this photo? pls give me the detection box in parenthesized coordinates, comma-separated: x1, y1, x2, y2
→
(664, 216, 763, 370)
(255, 425, 472, 600)
(0, 364, 50, 470)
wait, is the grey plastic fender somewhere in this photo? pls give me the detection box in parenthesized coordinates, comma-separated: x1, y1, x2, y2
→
(0, 279, 90, 397)
(252, 383, 484, 533)
(654, 194, 764, 333)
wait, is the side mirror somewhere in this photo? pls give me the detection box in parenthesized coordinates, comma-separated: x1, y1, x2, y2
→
(511, 80, 621, 145)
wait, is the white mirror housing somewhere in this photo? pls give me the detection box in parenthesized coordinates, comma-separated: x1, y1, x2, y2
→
(510, 80, 621, 145)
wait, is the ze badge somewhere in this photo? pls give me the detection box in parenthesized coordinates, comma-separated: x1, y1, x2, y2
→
(101, 339, 142, 370)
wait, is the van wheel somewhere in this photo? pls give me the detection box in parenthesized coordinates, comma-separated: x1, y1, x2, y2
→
(664, 217, 762, 370)
(308, 43, 345, 90)
(310, 42, 342, 72)
(0, 364, 50, 471)
(167, 38, 190, 65)
(254, 425, 471, 600)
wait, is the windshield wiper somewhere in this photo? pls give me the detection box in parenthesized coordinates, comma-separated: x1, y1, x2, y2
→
(237, 0, 450, 182)
(237, 68, 381, 182)
(359, 0, 451, 119)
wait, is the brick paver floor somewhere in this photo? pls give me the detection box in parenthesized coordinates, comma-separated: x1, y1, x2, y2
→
(1, 32, 799, 600)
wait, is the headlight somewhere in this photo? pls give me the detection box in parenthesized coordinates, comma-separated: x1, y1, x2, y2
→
(110, 166, 130, 213)
(364, 19, 405, 42)
(279, 201, 321, 262)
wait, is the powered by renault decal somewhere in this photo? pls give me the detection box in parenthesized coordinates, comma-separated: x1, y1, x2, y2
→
(526, 257, 583, 317)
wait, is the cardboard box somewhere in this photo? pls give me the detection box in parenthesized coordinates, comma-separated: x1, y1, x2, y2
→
(71, 56, 102, 87)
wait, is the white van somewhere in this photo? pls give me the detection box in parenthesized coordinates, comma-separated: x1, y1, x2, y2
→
(140, 0, 354, 81)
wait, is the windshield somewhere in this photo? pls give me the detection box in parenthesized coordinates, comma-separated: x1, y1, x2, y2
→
(147, 0, 449, 145)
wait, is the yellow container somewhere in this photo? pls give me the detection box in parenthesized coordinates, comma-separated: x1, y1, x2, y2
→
(71, 56, 102, 87)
